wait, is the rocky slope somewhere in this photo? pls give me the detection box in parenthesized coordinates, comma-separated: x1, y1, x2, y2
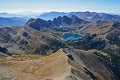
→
(0, 48, 120, 80)
(0, 25, 66, 55)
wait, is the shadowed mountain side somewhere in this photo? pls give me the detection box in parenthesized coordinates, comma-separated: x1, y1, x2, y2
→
(63, 48, 120, 80)
(26, 16, 86, 30)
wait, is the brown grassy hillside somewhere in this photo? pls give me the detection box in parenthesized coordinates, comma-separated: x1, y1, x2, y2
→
(0, 48, 119, 80)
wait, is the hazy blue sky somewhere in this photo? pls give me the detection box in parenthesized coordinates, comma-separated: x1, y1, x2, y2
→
(0, 0, 120, 13)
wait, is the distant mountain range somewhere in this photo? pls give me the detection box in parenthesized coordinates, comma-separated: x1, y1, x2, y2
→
(0, 12, 41, 18)
(37, 11, 120, 23)
(0, 12, 24, 17)
(0, 17, 27, 27)
(0, 12, 41, 27)
(1, 11, 120, 27)
(1, 11, 120, 22)
(0, 12, 29, 27)
(37, 11, 67, 20)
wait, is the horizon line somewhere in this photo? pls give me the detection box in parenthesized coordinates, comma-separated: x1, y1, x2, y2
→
(0, 10, 120, 14)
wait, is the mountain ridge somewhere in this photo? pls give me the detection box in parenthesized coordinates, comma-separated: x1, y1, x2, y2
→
(0, 48, 120, 80)
(37, 11, 120, 23)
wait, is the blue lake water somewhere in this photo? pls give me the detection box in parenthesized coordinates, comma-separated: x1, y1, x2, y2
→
(62, 33, 82, 41)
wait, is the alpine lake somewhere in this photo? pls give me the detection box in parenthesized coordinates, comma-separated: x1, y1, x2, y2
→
(62, 33, 82, 41)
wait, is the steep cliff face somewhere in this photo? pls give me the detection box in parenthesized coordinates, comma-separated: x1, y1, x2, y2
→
(63, 48, 120, 80)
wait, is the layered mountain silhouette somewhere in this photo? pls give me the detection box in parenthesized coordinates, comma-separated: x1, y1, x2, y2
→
(1, 11, 120, 27)
(0, 17, 27, 27)
(0, 12, 20, 17)
(37, 11, 67, 20)
(37, 11, 120, 23)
